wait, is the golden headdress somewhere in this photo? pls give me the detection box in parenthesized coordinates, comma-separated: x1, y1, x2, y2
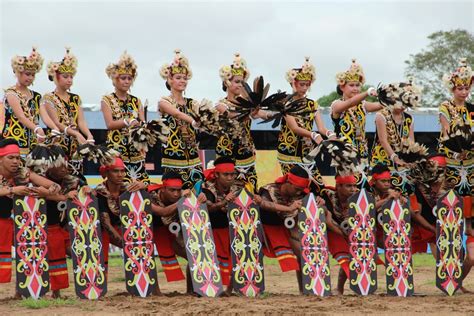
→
(46, 47, 78, 79)
(159, 49, 192, 80)
(442, 58, 473, 89)
(105, 51, 138, 80)
(219, 53, 250, 85)
(11, 47, 44, 74)
(286, 56, 316, 84)
(335, 59, 365, 85)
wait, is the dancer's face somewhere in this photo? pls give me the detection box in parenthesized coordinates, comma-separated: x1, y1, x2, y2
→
(228, 75, 244, 96)
(17, 70, 35, 87)
(114, 74, 133, 92)
(106, 167, 126, 185)
(341, 81, 361, 98)
(452, 85, 471, 102)
(168, 73, 188, 92)
(215, 171, 236, 190)
(47, 164, 69, 181)
(373, 178, 391, 194)
(56, 73, 73, 90)
(162, 186, 182, 204)
(293, 80, 311, 96)
(0, 153, 21, 174)
(337, 183, 358, 200)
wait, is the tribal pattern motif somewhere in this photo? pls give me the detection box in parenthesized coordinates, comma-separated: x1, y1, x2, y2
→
(348, 189, 377, 296)
(435, 190, 464, 296)
(14, 195, 49, 299)
(178, 192, 223, 297)
(67, 188, 107, 299)
(298, 193, 330, 296)
(228, 189, 264, 297)
(120, 190, 157, 297)
(382, 199, 413, 297)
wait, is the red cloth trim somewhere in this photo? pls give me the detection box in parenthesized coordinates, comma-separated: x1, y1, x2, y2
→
(275, 173, 310, 192)
(463, 196, 473, 218)
(371, 171, 391, 181)
(212, 228, 231, 286)
(467, 235, 474, 245)
(0, 218, 13, 283)
(47, 225, 69, 290)
(429, 155, 446, 167)
(148, 179, 183, 192)
(335, 175, 357, 185)
(153, 226, 185, 282)
(0, 144, 20, 156)
(99, 157, 125, 177)
(262, 224, 299, 272)
(204, 163, 235, 181)
(411, 223, 435, 254)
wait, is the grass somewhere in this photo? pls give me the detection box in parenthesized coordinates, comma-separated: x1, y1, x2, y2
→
(17, 297, 78, 309)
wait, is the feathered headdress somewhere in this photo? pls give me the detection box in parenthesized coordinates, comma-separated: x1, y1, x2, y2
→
(160, 49, 192, 80)
(286, 56, 316, 85)
(187, 99, 224, 137)
(105, 51, 138, 80)
(439, 122, 472, 154)
(46, 47, 78, 79)
(11, 46, 44, 74)
(219, 53, 250, 86)
(335, 59, 365, 85)
(396, 138, 429, 163)
(442, 58, 474, 89)
(25, 144, 67, 175)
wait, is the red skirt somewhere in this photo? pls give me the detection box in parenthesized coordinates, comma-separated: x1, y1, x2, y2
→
(0, 218, 13, 283)
(153, 226, 185, 282)
(262, 224, 299, 272)
(411, 223, 436, 254)
(212, 228, 231, 286)
(47, 224, 70, 290)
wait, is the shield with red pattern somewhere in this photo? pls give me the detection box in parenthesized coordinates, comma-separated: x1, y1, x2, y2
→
(381, 198, 414, 297)
(227, 188, 264, 297)
(178, 192, 223, 297)
(120, 190, 157, 297)
(67, 187, 107, 299)
(13, 195, 49, 299)
(348, 189, 377, 296)
(298, 193, 331, 296)
(435, 190, 464, 296)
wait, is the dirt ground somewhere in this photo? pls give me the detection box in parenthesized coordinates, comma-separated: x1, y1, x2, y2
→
(1, 254, 473, 315)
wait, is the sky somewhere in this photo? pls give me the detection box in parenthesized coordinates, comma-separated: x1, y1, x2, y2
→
(1, 0, 473, 110)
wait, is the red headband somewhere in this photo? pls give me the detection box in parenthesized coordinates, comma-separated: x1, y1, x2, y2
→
(429, 156, 447, 167)
(204, 163, 235, 181)
(335, 175, 357, 185)
(99, 157, 125, 178)
(275, 173, 310, 193)
(148, 178, 183, 192)
(0, 144, 20, 156)
(371, 171, 391, 181)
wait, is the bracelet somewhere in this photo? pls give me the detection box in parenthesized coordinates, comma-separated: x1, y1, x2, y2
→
(390, 153, 398, 161)
(123, 118, 130, 127)
(325, 130, 336, 138)
(34, 126, 41, 134)
(129, 118, 138, 126)
(51, 129, 61, 136)
(64, 126, 70, 135)
(311, 132, 322, 142)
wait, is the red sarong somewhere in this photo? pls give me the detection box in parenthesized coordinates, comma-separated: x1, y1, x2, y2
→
(327, 230, 350, 277)
(47, 224, 69, 290)
(212, 228, 231, 286)
(0, 218, 13, 283)
(153, 226, 185, 282)
(411, 223, 436, 254)
(262, 224, 299, 272)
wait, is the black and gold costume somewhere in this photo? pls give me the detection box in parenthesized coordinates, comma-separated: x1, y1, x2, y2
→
(215, 98, 257, 192)
(102, 93, 149, 184)
(41, 92, 83, 175)
(370, 108, 414, 195)
(2, 87, 41, 156)
(277, 98, 324, 194)
(438, 100, 474, 209)
(160, 96, 203, 190)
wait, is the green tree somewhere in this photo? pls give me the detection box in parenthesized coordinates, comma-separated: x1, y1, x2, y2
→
(405, 29, 474, 107)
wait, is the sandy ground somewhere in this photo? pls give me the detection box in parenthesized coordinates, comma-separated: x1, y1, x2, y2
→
(1, 254, 473, 315)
